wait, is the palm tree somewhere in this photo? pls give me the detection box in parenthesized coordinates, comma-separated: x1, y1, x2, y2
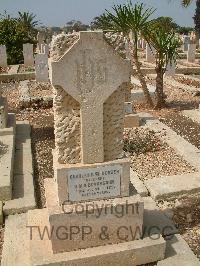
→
(97, 2, 155, 107)
(18, 11, 39, 36)
(126, 2, 155, 107)
(180, 1, 200, 40)
(147, 27, 179, 109)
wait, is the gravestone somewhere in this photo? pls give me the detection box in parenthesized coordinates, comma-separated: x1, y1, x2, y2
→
(146, 44, 155, 63)
(23, 43, 34, 66)
(49, 31, 143, 252)
(20, 32, 166, 266)
(37, 31, 45, 53)
(187, 43, 196, 63)
(142, 39, 146, 50)
(35, 54, 49, 82)
(165, 60, 176, 76)
(0, 86, 8, 129)
(0, 45, 7, 67)
(183, 36, 190, 52)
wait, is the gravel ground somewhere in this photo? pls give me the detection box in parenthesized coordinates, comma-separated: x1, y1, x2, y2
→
(134, 75, 200, 258)
(174, 76, 200, 88)
(28, 81, 53, 98)
(160, 112, 200, 149)
(124, 128, 195, 180)
(158, 195, 200, 259)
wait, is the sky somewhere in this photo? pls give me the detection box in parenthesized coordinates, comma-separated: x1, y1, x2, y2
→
(0, 0, 196, 27)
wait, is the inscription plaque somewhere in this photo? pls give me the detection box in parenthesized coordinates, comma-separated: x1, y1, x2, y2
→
(67, 165, 122, 202)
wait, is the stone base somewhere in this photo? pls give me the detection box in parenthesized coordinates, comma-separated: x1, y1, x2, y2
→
(3, 121, 36, 215)
(53, 151, 130, 204)
(44, 178, 144, 253)
(1, 209, 166, 266)
(124, 114, 140, 128)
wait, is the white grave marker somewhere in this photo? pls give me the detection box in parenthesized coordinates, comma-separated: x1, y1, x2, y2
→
(23, 43, 34, 66)
(35, 54, 49, 82)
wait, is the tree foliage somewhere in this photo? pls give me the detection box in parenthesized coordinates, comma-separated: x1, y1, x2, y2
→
(0, 12, 37, 64)
(63, 20, 89, 33)
(152, 17, 179, 32)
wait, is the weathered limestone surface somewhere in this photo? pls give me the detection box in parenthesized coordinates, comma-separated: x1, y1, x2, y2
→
(1, 208, 166, 266)
(103, 86, 125, 162)
(50, 31, 131, 164)
(54, 86, 81, 164)
(50, 195, 144, 253)
(50, 33, 79, 61)
(54, 85, 126, 164)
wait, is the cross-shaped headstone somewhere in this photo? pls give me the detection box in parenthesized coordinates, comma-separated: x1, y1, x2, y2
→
(50, 32, 130, 164)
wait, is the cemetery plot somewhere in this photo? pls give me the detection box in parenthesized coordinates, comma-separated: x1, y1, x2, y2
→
(124, 128, 196, 181)
(0, 25, 200, 264)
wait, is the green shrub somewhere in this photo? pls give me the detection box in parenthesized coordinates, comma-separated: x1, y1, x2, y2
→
(0, 15, 36, 64)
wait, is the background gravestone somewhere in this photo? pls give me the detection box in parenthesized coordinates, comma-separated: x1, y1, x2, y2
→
(35, 54, 49, 82)
(0, 45, 7, 67)
(23, 43, 34, 66)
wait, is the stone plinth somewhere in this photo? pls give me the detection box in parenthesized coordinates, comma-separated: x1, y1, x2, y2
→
(49, 195, 144, 253)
